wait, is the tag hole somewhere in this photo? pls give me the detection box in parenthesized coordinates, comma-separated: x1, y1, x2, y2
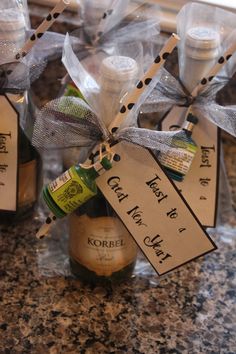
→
(111, 127, 118, 133)
(113, 154, 121, 162)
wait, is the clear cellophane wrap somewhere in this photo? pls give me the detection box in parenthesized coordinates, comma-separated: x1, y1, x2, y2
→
(32, 2, 236, 281)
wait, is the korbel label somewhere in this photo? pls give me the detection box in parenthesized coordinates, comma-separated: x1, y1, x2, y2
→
(69, 214, 138, 276)
(0, 95, 19, 211)
(97, 142, 216, 276)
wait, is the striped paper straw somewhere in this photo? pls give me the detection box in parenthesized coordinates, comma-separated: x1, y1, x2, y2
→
(191, 41, 236, 97)
(109, 33, 180, 132)
(15, 0, 70, 60)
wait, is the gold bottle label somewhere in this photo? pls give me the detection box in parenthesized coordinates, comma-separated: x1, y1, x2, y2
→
(69, 214, 138, 276)
(18, 159, 37, 207)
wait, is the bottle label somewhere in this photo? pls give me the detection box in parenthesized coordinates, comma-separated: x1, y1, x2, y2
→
(64, 83, 86, 101)
(160, 106, 220, 227)
(158, 147, 197, 175)
(69, 214, 138, 276)
(18, 160, 37, 207)
(48, 166, 96, 214)
(0, 95, 19, 212)
(96, 142, 216, 276)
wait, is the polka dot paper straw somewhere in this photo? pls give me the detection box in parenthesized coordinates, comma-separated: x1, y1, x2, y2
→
(15, 0, 70, 60)
(36, 212, 57, 240)
(191, 42, 236, 97)
(93, 12, 114, 44)
(109, 33, 180, 132)
(93, 0, 124, 44)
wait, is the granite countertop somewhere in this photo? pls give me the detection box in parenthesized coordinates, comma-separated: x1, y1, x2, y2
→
(0, 4, 236, 354)
(0, 216, 236, 353)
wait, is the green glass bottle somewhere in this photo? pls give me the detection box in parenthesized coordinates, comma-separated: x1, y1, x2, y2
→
(158, 113, 198, 181)
(42, 157, 112, 219)
(0, 6, 41, 223)
(69, 192, 138, 285)
(0, 92, 41, 223)
(68, 55, 139, 285)
(63, 82, 85, 100)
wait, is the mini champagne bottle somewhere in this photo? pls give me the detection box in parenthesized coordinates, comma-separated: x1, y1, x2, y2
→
(0, 8, 41, 223)
(158, 113, 198, 182)
(42, 157, 112, 221)
(180, 26, 220, 93)
(68, 55, 139, 284)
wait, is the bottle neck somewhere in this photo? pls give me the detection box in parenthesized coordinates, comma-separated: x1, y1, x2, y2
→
(85, 167, 99, 180)
(80, 157, 112, 180)
(182, 121, 195, 137)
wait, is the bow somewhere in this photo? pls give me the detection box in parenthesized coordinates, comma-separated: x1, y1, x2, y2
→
(142, 68, 236, 137)
(32, 95, 197, 161)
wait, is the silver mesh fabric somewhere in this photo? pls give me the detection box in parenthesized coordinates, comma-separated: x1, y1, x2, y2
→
(32, 96, 109, 151)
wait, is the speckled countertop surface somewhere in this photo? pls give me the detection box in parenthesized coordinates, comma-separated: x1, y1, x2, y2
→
(0, 219, 236, 353)
(0, 5, 236, 354)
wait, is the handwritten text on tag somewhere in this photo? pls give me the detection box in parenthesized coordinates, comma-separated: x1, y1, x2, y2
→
(97, 142, 216, 276)
(161, 106, 219, 227)
(0, 95, 19, 212)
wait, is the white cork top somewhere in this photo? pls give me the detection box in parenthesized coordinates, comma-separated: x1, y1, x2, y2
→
(101, 55, 138, 81)
(185, 27, 220, 60)
(186, 27, 220, 49)
(0, 9, 26, 43)
(0, 10, 26, 64)
(0, 10, 26, 32)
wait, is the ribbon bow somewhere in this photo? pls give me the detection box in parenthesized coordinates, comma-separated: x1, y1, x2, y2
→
(32, 95, 198, 161)
(0, 30, 82, 94)
(0, 60, 45, 94)
(142, 68, 236, 137)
